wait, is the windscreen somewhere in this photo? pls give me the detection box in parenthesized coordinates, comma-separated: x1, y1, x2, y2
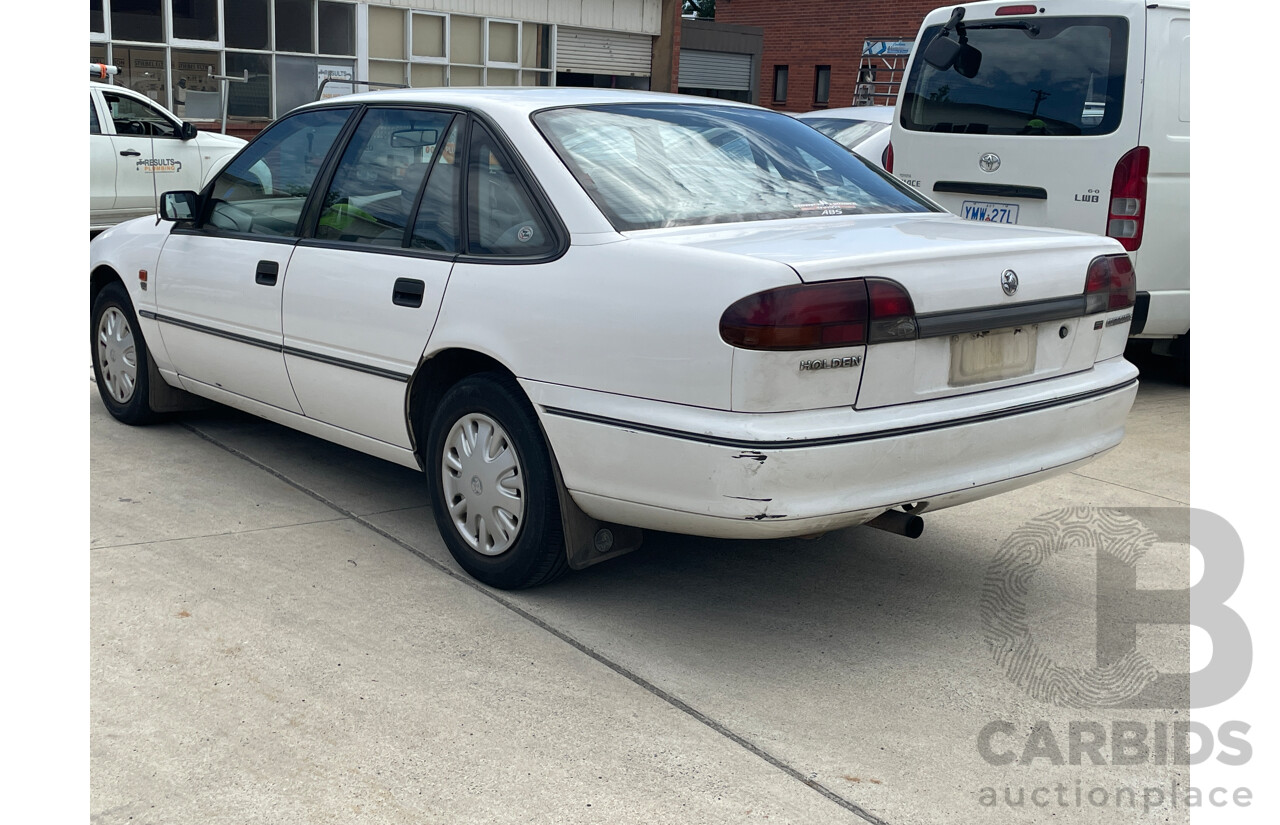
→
(901, 16, 1128, 136)
(534, 104, 934, 231)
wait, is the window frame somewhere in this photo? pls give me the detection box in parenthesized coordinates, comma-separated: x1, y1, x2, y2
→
(773, 64, 788, 104)
(168, 0, 225, 50)
(814, 65, 831, 106)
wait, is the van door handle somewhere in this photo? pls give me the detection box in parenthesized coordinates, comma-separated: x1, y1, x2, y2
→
(255, 260, 279, 286)
(119, 149, 141, 157)
(392, 278, 425, 308)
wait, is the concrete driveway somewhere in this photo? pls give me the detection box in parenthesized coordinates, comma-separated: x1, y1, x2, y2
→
(91, 353, 1190, 824)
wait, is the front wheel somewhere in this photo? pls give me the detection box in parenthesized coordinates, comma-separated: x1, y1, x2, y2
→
(91, 281, 158, 425)
(426, 373, 567, 589)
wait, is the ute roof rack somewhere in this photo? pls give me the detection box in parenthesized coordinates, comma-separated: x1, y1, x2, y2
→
(314, 78, 410, 102)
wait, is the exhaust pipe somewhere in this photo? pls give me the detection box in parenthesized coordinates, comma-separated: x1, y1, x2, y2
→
(865, 508, 924, 539)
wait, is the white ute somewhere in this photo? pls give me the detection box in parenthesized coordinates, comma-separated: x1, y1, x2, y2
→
(90, 64, 245, 232)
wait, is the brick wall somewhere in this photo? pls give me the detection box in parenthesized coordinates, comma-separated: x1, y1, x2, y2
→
(718, 0, 943, 112)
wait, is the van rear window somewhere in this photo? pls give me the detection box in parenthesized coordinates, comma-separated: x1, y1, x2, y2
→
(900, 16, 1128, 136)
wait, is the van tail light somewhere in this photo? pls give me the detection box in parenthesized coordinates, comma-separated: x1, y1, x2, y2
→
(1106, 146, 1149, 251)
(883, 141, 894, 173)
(996, 5, 1039, 15)
(719, 279, 916, 351)
(1084, 254, 1137, 313)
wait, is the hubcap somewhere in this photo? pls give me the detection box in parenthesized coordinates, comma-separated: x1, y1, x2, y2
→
(441, 413, 525, 556)
(97, 306, 138, 404)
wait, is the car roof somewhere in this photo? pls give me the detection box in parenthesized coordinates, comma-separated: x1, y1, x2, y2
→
(796, 105, 895, 123)
(297, 86, 760, 117)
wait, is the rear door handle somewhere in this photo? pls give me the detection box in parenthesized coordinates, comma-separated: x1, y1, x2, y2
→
(255, 260, 279, 286)
(392, 278, 425, 308)
(119, 149, 141, 157)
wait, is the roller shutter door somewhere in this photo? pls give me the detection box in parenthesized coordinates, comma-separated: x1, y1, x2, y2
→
(678, 49, 751, 91)
(555, 27, 653, 77)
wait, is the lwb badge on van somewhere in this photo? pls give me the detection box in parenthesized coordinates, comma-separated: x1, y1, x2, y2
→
(962, 200, 1020, 225)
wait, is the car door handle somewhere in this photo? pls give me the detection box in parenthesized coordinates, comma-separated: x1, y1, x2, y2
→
(119, 149, 141, 157)
(392, 278, 425, 308)
(255, 260, 279, 286)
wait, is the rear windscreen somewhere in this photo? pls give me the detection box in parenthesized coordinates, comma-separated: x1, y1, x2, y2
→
(901, 16, 1128, 136)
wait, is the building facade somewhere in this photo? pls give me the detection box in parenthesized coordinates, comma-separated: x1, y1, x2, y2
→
(90, 1, 670, 134)
(717, 0, 941, 112)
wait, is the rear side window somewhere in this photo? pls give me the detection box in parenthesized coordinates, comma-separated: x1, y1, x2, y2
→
(466, 123, 556, 257)
(90, 96, 101, 135)
(314, 107, 456, 247)
(901, 16, 1128, 136)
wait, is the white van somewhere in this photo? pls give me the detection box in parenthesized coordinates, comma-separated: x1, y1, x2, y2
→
(888, 0, 1190, 351)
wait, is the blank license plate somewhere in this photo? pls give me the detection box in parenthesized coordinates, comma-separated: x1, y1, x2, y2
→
(961, 200, 1020, 224)
(949, 326, 1037, 386)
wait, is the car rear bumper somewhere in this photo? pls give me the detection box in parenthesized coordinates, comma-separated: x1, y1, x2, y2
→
(524, 357, 1139, 539)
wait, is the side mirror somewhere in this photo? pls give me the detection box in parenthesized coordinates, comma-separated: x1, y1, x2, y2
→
(159, 190, 200, 222)
(179, 122, 199, 141)
(923, 35, 962, 70)
(954, 43, 983, 78)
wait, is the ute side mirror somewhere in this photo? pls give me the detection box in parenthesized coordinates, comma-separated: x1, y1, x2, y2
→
(159, 190, 200, 223)
(179, 121, 199, 141)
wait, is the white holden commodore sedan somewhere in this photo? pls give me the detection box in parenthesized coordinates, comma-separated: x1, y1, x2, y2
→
(90, 88, 1139, 589)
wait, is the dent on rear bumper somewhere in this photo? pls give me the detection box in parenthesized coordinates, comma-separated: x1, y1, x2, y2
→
(524, 357, 1138, 539)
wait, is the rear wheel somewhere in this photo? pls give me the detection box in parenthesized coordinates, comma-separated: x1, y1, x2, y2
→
(426, 373, 567, 589)
(92, 281, 158, 425)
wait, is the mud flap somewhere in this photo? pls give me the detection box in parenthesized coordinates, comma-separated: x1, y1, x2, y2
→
(146, 352, 209, 413)
(547, 452, 643, 571)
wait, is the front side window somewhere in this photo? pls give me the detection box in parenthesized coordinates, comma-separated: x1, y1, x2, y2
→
(466, 123, 556, 256)
(315, 108, 456, 247)
(536, 104, 933, 232)
(90, 96, 102, 135)
(206, 107, 352, 236)
(901, 16, 1129, 136)
(102, 91, 181, 137)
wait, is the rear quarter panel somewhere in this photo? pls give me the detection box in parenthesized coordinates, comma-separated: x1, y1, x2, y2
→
(425, 239, 799, 410)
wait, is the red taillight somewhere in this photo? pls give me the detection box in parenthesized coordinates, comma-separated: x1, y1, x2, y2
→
(883, 141, 894, 173)
(1106, 146, 1149, 251)
(719, 279, 915, 351)
(1084, 254, 1137, 313)
(866, 279, 918, 342)
(995, 5, 1038, 15)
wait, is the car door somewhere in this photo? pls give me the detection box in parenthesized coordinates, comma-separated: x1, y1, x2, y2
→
(100, 88, 205, 214)
(153, 107, 355, 413)
(281, 108, 462, 447)
(89, 91, 117, 216)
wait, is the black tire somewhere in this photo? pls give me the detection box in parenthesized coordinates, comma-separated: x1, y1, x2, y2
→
(426, 373, 567, 589)
(91, 281, 159, 425)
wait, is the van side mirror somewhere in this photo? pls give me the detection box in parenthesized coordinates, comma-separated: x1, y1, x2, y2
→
(159, 190, 200, 222)
(179, 122, 199, 141)
(954, 43, 982, 78)
(923, 35, 962, 70)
